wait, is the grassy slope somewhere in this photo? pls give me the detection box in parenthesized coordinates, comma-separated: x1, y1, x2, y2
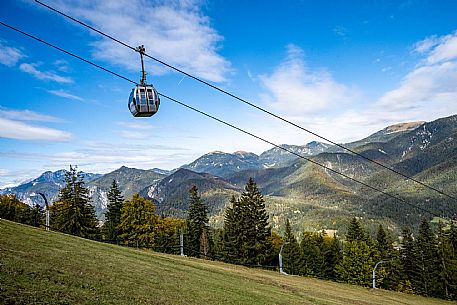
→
(0, 220, 453, 305)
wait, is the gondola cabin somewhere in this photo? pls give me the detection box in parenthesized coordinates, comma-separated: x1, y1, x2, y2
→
(128, 84, 160, 117)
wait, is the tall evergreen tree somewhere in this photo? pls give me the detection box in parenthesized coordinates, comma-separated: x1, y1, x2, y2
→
(221, 196, 240, 263)
(335, 240, 375, 286)
(436, 222, 457, 299)
(282, 219, 303, 275)
(400, 227, 416, 292)
(376, 224, 391, 259)
(53, 165, 98, 238)
(414, 218, 439, 296)
(301, 232, 324, 276)
(222, 178, 271, 265)
(103, 180, 124, 241)
(323, 233, 342, 280)
(187, 186, 209, 258)
(346, 217, 365, 242)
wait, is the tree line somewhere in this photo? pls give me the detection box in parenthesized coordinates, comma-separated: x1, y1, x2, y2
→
(1, 167, 456, 300)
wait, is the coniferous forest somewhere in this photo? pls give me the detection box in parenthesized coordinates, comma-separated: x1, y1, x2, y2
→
(1, 167, 456, 301)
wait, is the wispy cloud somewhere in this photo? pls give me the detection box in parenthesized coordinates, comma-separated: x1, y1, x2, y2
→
(376, 30, 457, 119)
(53, 59, 71, 72)
(47, 89, 84, 101)
(19, 63, 73, 83)
(0, 142, 191, 175)
(117, 121, 154, 130)
(252, 31, 457, 146)
(0, 107, 62, 122)
(333, 26, 348, 39)
(0, 117, 71, 141)
(51, 0, 231, 82)
(0, 42, 24, 67)
(300, 30, 457, 143)
(259, 44, 357, 118)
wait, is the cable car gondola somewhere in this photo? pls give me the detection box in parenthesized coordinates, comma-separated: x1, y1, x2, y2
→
(128, 45, 160, 117)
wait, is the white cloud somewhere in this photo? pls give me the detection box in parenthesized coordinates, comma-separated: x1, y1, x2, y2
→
(0, 118, 71, 141)
(376, 31, 457, 120)
(415, 31, 457, 64)
(48, 89, 84, 101)
(51, 0, 231, 82)
(251, 32, 457, 147)
(0, 42, 24, 67)
(259, 44, 357, 117)
(19, 63, 73, 83)
(117, 121, 154, 130)
(0, 107, 62, 122)
(0, 142, 191, 175)
(53, 59, 71, 72)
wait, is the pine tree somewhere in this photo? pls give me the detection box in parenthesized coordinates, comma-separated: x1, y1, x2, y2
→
(118, 193, 158, 247)
(221, 196, 240, 263)
(400, 227, 416, 291)
(282, 219, 303, 275)
(323, 233, 342, 280)
(239, 178, 271, 265)
(187, 186, 209, 258)
(414, 218, 439, 296)
(103, 179, 124, 241)
(301, 232, 324, 276)
(335, 240, 375, 286)
(222, 178, 271, 265)
(346, 217, 365, 242)
(53, 165, 98, 238)
(376, 224, 391, 259)
(436, 222, 457, 299)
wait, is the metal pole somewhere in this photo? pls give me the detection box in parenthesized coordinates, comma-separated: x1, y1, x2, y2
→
(37, 192, 49, 231)
(136, 45, 146, 85)
(279, 242, 289, 275)
(372, 260, 385, 289)
(180, 232, 185, 257)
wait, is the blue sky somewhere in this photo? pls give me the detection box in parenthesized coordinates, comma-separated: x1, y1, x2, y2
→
(1, 0, 457, 187)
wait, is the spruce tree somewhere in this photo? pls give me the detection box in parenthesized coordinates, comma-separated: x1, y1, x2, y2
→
(187, 186, 209, 258)
(335, 240, 375, 286)
(376, 224, 391, 259)
(436, 223, 457, 299)
(104, 179, 124, 241)
(222, 178, 271, 265)
(221, 196, 240, 263)
(282, 219, 303, 275)
(301, 232, 324, 276)
(323, 233, 341, 280)
(53, 165, 98, 238)
(414, 218, 439, 296)
(346, 217, 365, 242)
(239, 178, 271, 265)
(400, 227, 416, 292)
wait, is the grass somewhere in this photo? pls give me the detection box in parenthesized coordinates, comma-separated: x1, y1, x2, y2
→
(0, 220, 454, 305)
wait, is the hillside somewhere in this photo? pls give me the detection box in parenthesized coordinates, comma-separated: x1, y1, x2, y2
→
(140, 168, 241, 217)
(87, 166, 166, 218)
(0, 220, 452, 305)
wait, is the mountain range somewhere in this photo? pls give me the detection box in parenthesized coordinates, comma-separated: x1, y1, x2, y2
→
(2, 115, 456, 234)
